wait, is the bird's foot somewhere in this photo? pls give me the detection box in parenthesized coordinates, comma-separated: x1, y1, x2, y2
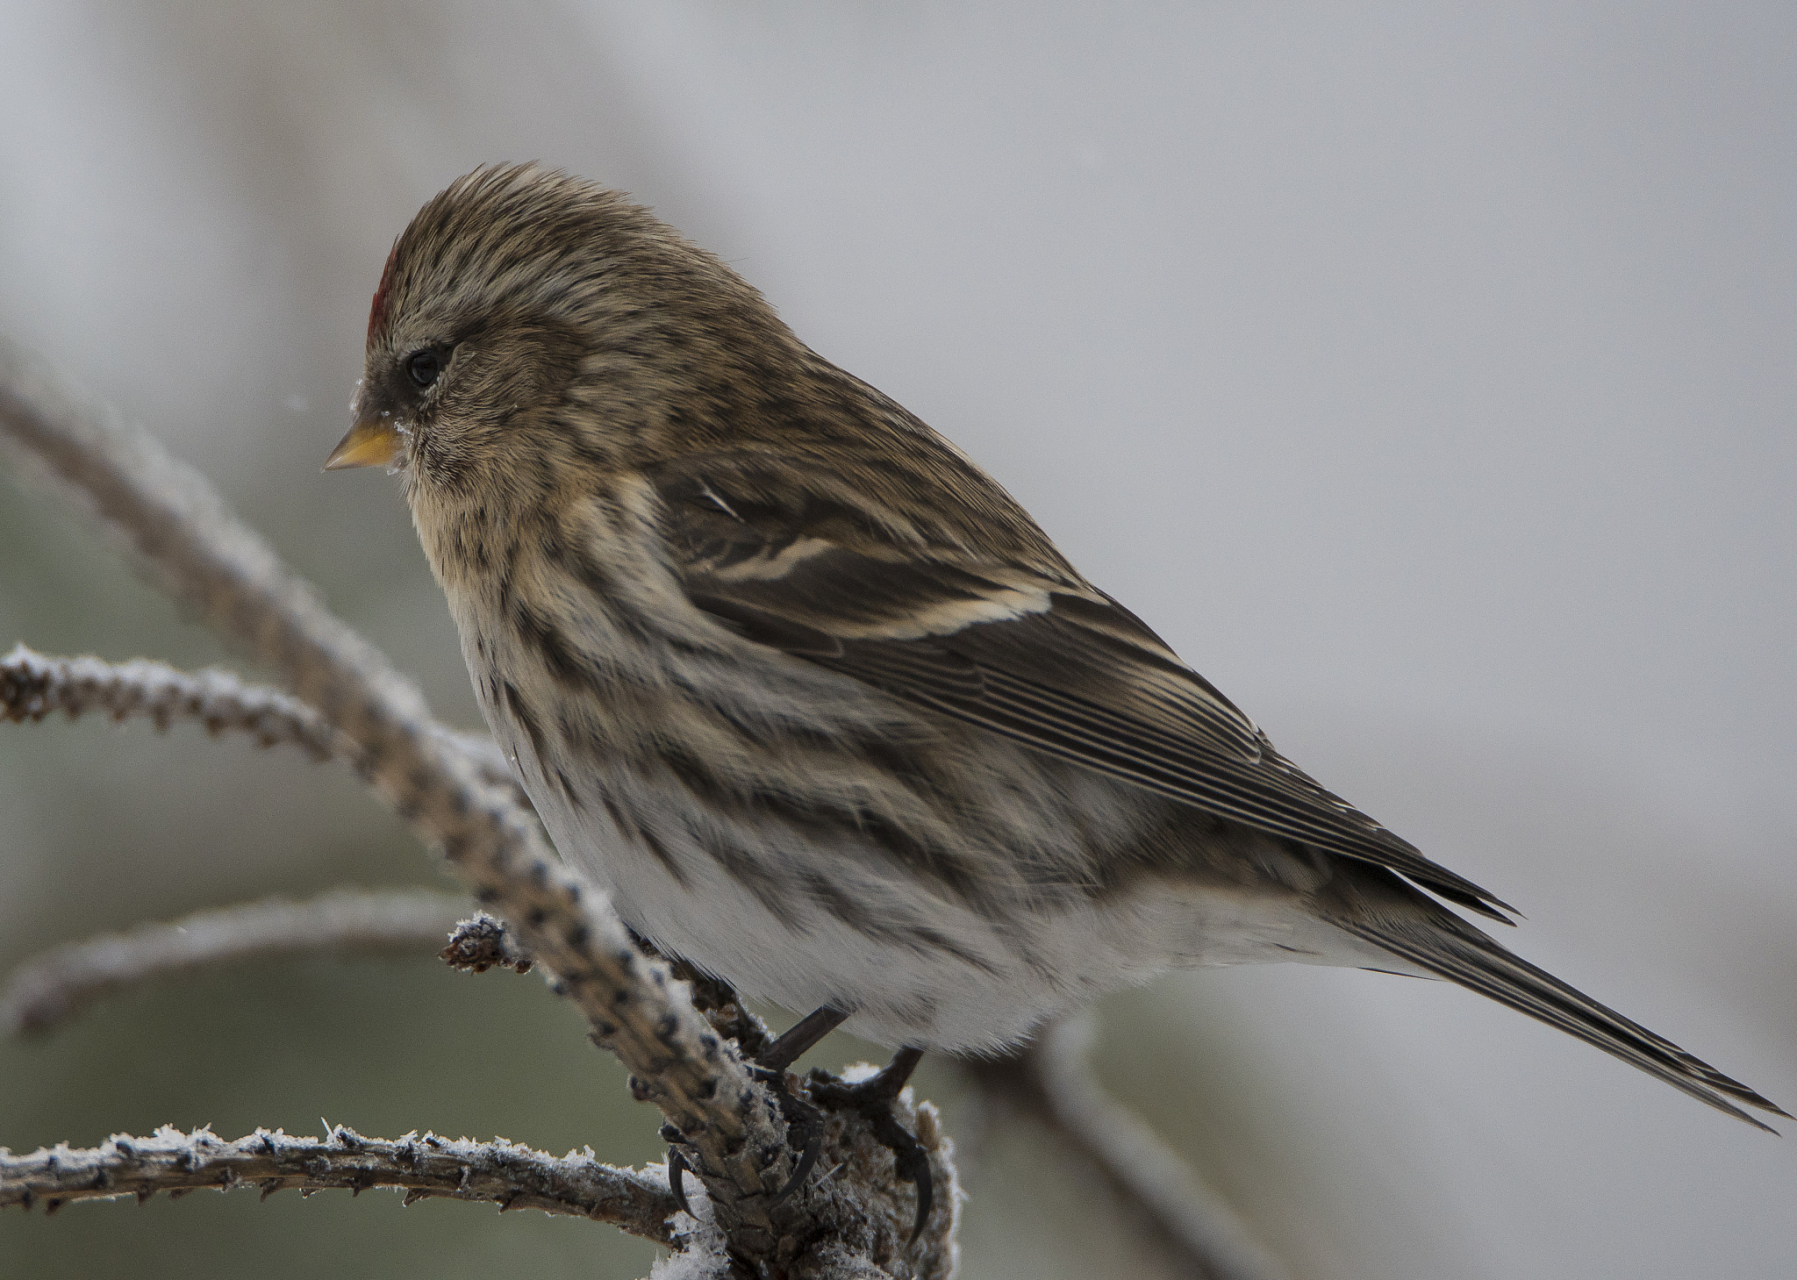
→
(807, 1046, 931, 1245)
(751, 1067, 829, 1201)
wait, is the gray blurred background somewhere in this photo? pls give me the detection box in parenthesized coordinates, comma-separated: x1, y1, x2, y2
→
(1, 3, 1793, 1277)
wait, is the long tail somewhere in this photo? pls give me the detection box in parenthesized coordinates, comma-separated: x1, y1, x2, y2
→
(1324, 869, 1788, 1131)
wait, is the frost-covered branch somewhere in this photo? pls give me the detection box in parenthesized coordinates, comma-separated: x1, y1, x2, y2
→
(2, 890, 471, 1036)
(0, 337, 951, 1274)
(439, 910, 535, 975)
(0, 643, 525, 804)
(970, 1018, 1289, 1280)
(0, 1125, 678, 1244)
(0, 643, 344, 754)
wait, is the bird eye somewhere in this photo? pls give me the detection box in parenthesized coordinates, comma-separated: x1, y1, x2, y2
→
(407, 350, 443, 388)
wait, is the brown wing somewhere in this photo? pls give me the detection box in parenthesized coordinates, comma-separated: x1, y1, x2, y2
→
(650, 452, 1514, 921)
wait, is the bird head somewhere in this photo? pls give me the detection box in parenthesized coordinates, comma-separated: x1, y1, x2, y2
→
(326, 163, 790, 505)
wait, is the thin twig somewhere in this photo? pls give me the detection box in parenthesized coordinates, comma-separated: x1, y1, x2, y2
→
(0, 643, 526, 805)
(2, 889, 471, 1036)
(0, 337, 942, 1273)
(0, 1125, 678, 1244)
(968, 1017, 1289, 1280)
(440, 910, 534, 974)
(1, 644, 343, 755)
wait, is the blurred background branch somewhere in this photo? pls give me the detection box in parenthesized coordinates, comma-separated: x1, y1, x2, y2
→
(966, 1019, 1290, 1280)
(1, 889, 470, 1037)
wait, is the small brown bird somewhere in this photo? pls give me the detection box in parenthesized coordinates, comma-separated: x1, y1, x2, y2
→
(328, 165, 1782, 1169)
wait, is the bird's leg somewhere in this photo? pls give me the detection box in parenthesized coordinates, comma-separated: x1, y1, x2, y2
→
(753, 1005, 851, 1074)
(808, 1045, 932, 1244)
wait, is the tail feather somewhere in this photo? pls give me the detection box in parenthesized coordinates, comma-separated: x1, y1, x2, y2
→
(1328, 887, 1787, 1131)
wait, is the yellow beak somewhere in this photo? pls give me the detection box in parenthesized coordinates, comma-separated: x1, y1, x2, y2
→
(323, 417, 402, 471)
